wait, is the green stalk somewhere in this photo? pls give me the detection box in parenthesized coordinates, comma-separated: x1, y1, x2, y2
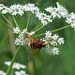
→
(33, 17, 57, 33)
(12, 16, 20, 29)
(0, 18, 13, 31)
(51, 25, 71, 33)
(34, 25, 71, 37)
(34, 33, 45, 37)
(34, 24, 45, 33)
(32, 23, 42, 31)
(6, 45, 22, 75)
(2, 14, 14, 28)
(26, 12, 32, 30)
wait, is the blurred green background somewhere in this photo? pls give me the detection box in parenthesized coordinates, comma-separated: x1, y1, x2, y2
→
(0, 0, 75, 75)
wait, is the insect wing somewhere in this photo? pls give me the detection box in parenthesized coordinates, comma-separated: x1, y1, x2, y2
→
(25, 33, 38, 41)
(28, 49, 39, 60)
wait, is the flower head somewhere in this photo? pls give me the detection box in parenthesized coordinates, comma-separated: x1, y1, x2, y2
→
(45, 31, 52, 38)
(52, 47, 59, 55)
(42, 31, 64, 55)
(50, 40, 57, 46)
(5, 61, 26, 70)
(1, 2, 74, 57)
(45, 2, 68, 18)
(0, 70, 6, 75)
(58, 38, 64, 45)
(52, 34, 59, 40)
(13, 27, 20, 34)
(22, 28, 27, 34)
(15, 38, 21, 45)
(15, 70, 29, 75)
(0, 4, 5, 10)
(35, 12, 52, 25)
(13, 28, 29, 46)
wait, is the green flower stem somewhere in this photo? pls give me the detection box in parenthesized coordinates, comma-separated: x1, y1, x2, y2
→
(34, 24, 45, 33)
(12, 16, 20, 29)
(26, 12, 32, 30)
(34, 25, 71, 37)
(2, 14, 14, 28)
(51, 25, 71, 33)
(0, 18, 13, 31)
(32, 23, 42, 31)
(34, 33, 45, 37)
(34, 17, 57, 33)
(6, 45, 22, 75)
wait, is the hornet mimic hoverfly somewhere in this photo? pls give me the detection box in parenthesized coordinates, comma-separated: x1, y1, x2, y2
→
(25, 33, 47, 60)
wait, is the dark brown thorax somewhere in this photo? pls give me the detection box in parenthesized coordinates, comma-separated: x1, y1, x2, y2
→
(30, 41, 46, 49)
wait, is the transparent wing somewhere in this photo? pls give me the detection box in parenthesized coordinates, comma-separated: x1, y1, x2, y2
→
(28, 49, 39, 60)
(25, 33, 38, 41)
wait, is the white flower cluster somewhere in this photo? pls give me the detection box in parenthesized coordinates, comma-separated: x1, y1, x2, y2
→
(22, 3, 39, 14)
(0, 3, 52, 25)
(4, 61, 29, 75)
(15, 70, 29, 75)
(1, 2, 75, 28)
(45, 2, 68, 18)
(5, 61, 26, 70)
(1, 2, 75, 56)
(45, 2, 75, 30)
(13, 27, 27, 45)
(43, 31, 64, 55)
(0, 61, 29, 75)
(0, 70, 6, 75)
(66, 12, 75, 30)
(35, 12, 52, 25)
(13, 27, 35, 46)
(1, 3, 39, 16)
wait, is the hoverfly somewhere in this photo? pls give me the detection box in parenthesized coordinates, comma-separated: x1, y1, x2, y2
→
(25, 33, 47, 60)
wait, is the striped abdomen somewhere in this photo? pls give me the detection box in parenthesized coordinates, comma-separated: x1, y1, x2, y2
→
(29, 41, 46, 49)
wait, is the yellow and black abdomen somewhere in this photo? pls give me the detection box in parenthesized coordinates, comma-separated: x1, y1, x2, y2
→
(29, 41, 34, 49)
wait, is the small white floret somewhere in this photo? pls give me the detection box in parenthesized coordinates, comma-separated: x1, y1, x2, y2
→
(13, 27, 20, 34)
(58, 38, 64, 45)
(52, 34, 59, 40)
(52, 47, 59, 55)
(15, 38, 21, 45)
